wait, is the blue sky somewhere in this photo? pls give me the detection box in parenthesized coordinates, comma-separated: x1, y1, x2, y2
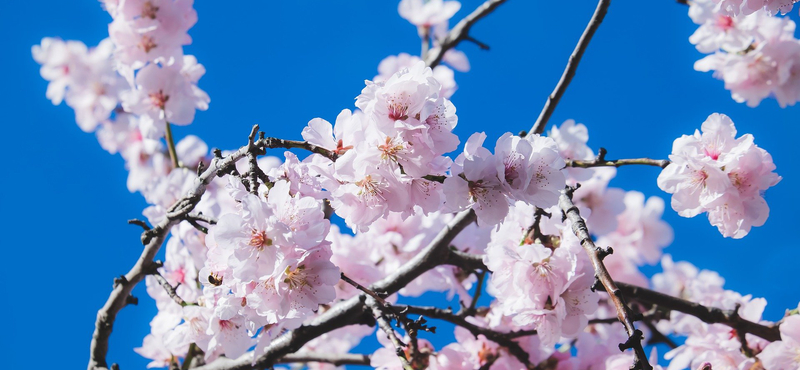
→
(1, 1, 798, 369)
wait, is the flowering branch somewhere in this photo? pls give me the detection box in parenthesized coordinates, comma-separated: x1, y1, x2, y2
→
(565, 147, 670, 169)
(616, 282, 781, 342)
(368, 298, 415, 370)
(89, 124, 325, 370)
(425, 0, 508, 68)
(151, 271, 193, 307)
(192, 210, 477, 370)
(394, 304, 537, 369)
(558, 185, 652, 370)
(529, 0, 611, 135)
(276, 352, 371, 366)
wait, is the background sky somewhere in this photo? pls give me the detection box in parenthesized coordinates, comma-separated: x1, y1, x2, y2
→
(1, 0, 798, 369)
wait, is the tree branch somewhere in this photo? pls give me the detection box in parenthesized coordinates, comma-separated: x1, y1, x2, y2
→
(425, 0, 508, 68)
(565, 148, 670, 169)
(151, 271, 192, 307)
(529, 0, 611, 135)
(395, 305, 536, 369)
(558, 185, 651, 370)
(276, 352, 371, 366)
(615, 282, 781, 342)
(89, 125, 313, 370)
(192, 210, 477, 370)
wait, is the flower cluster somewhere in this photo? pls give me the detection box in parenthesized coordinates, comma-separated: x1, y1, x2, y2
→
(653, 256, 773, 370)
(658, 113, 780, 238)
(32, 1, 800, 370)
(32, 38, 123, 132)
(444, 132, 567, 225)
(688, 0, 800, 107)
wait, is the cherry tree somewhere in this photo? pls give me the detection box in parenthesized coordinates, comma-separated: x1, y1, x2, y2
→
(32, 0, 800, 370)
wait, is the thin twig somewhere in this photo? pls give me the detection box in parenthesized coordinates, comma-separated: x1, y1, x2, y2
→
(152, 271, 192, 307)
(276, 352, 371, 366)
(615, 282, 781, 342)
(164, 121, 181, 169)
(395, 305, 536, 369)
(367, 298, 413, 370)
(458, 270, 485, 317)
(529, 0, 611, 135)
(565, 148, 670, 169)
(558, 185, 652, 370)
(425, 0, 508, 68)
(192, 210, 477, 370)
(341, 273, 389, 307)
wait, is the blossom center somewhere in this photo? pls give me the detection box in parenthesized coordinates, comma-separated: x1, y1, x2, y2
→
(283, 264, 307, 290)
(149, 89, 169, 110)
(138, 35, 157, 53)
(141, 1, 160, 19)
(716, 15, 734, 31)
(379, 136, 405, 161)
(249, 229, 273, 250)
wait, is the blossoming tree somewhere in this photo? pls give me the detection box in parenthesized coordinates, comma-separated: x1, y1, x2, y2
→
(33, 0, 800, 369)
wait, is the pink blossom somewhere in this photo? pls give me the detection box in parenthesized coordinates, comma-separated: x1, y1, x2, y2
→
(658, 113, 779, 238)
(398, 0, 461, 28)
(121, 55, 210, 138)
(108, 0, 198, 69)
(32, 38, 124, 132)
(374, 53, 459, 98)
(444, 132, 509, 225)
(758, 314, 800, 369)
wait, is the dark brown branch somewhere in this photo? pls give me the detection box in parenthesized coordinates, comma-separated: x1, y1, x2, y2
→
(151, 271, 192, 307)
(615, 282, 781, 342)
(193, 210, 477, 370)
(261, 136, 338, 161)
(276, 352, 371, 366)
(368, 298, 413, 370)
(89, 125, 285, 370)
(565, 148, 670, 169)
(127, 219, 150, 231)
(529, 0, 611, 135)
(425, 0, 508, 68)
(341, 273, 389, 307)
(558, 185, 652, 370)
(395, 305, 536, 369)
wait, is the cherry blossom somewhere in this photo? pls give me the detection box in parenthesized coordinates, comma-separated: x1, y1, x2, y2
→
(658, 113, 780, 238)
(107, 0, 198, 69)
(398, 0, 461, 28)
(121, 55, 210, 138)
(758, 312, 800, 369)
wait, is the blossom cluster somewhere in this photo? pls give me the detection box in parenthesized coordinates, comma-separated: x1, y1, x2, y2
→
(32, 1, 800, 370)
(658, 113, 780, 238)
(688, 0, 800, 107)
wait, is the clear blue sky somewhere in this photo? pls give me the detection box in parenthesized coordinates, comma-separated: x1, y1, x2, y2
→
(1, 1, 798, 369)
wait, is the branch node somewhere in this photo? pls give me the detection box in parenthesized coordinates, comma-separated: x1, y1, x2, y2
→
(127, 219, 150, 231)
(618, 329, 644, 351)
(113, 275, 127, 288)
(126, 294, 138, 306)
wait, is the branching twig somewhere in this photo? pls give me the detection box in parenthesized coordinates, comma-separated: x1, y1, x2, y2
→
(90, 125, 315, 370)
(152, 271, 192, 307)
(341, 273, 389, 307)
(425, 0, 508, 68)
(529, 0, 611, 135)
(565, 148, 670, 169)
(458, 270, 485, 317)
(558, 185, 652, 370)
(394, 305, 536, 369)
(192, 210, 477, 370)
(615, 282, 781, 342)
(368, 298, 414, 370)
(276, 352, 371, 366)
